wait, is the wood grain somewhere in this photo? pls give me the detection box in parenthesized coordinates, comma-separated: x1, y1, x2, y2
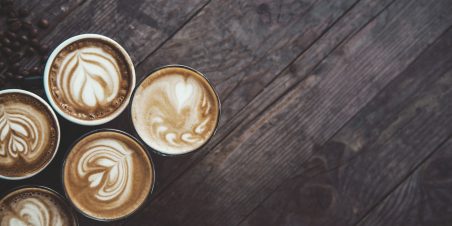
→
(241, 24, 452, 226)
(358, 138, 452, 226)
(128, 0, 372, 201)
(125, 0, 452, 224)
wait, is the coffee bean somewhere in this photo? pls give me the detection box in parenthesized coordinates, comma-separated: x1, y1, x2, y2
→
(8, 20, 21, 31)
(2, 37, 11, 45)
(30, 66, 40, 74)
(39, 44, 49, 54)
(5, 72, 13, 79)
(19, 35, 28, 43)
(6, 31, 16, 39)
(30, 38, 39, 47)
(25, 46, 36, 56)
(0, 61, 5, 70)
(11, 41, 21, 50)
(28, 28, 38, 37)
(21, 19, 32, 30)
(10, 52, 22, 62)
(37, 19, 49, 29)
(18, 8, 28, 17)
(10, 62, 20, 72)
(2, 47, 12, 55)
(21, 70, 29, 76)
(13, 75, 24, 83)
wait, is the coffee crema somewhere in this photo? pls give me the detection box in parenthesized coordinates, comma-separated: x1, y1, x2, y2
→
(131, 66, 220, 155)
(0, 187, 77, 226)
(63, 130, 153, 220)
(46, 35, 134, 124)
(0, 90, 59, 179)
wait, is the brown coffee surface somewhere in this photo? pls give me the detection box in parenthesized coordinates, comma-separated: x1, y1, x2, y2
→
(132, 66, 220, 155)
(0, 92, 58, 178)
(63, 131, 153, 220)
(0, 187, 77, 226)
(48, 38, 133, 121)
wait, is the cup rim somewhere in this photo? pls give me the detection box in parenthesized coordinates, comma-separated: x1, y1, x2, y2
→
(61, 128, 156, 222)
(0, 185, 79, 226)
(43, 33, 136, 126)
(0, 89, 61, 180)
(130, 64, 222, 157)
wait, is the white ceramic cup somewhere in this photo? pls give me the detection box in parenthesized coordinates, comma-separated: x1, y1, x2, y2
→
(0, 89, 60, 180)
(43, 34, 136, 126)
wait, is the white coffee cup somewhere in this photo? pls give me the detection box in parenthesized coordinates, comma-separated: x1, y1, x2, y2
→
(0, 89, 60, 180)
(43, 34, 136, 126)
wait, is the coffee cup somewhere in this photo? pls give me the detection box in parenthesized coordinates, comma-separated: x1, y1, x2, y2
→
(43, 34, 136, 126)
(0, 186, 78, 225)
(62, 129, 155, 221)
(0, 89, 60, 180)
(130, 65, 221, 156)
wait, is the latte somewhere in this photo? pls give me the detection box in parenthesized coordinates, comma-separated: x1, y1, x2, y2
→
(131, 66, 220, 155)
(44, 34, 135, 125)
(63, 130, 153, 221)
(0, 186, 77, 226)
(0, 89, 60, 179)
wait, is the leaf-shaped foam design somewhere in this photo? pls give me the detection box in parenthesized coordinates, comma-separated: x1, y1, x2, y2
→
(148, 76, 212, 148)
(7, 197, 64, 226)
(0, 109, 39, 158)
(77, 139, 132, 201)
(59, 46, 121, 109)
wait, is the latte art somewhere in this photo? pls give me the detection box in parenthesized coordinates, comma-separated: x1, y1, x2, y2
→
(0, 187, 77, 226)
(0, 109, 39, 159)
(0, 90, 59, 179)
(64, 130, 153, 220)
(45, 35, 135, 125)
(59, 46, 121, 109)
(77, 139, 132, 202)
(132, 66, 220, 155)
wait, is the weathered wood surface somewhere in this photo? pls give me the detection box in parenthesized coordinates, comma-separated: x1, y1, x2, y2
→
(0, 0, 451, 225)
(240, 25, 452, 226)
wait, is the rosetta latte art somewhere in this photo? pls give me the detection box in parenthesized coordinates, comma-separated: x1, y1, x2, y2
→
(77, 139, 133, 202)
(58, 46, 121, 110)
(0, 108, 39, 159)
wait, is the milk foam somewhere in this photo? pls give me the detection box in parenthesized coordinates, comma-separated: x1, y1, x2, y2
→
(0, 188, 75, 226)
(77, 138, 133, 202)
(132, 67, 219, 155)
(57, 46, 121, 109)
(0, 92, 58, 178)
(63, 131, 152, 220)
(46, 36, 135, 125)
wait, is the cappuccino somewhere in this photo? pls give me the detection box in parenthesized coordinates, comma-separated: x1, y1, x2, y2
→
(0, 187, 77, 226)
(63, 130, 153, 221)
(131, 66, 220, 155)
(0, 89, 60, 179)
(44, 34, 135, 125)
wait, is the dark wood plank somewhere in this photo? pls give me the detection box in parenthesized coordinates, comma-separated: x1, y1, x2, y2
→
(39, 0, 210, 64)
(358, 138, 452, 226)
(125, 0, 452, 224)
(240, 24, 452, 226)
(128, 0, 386, 202)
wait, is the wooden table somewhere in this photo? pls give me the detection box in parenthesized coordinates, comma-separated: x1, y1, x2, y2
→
(1, 0, 452, 225)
